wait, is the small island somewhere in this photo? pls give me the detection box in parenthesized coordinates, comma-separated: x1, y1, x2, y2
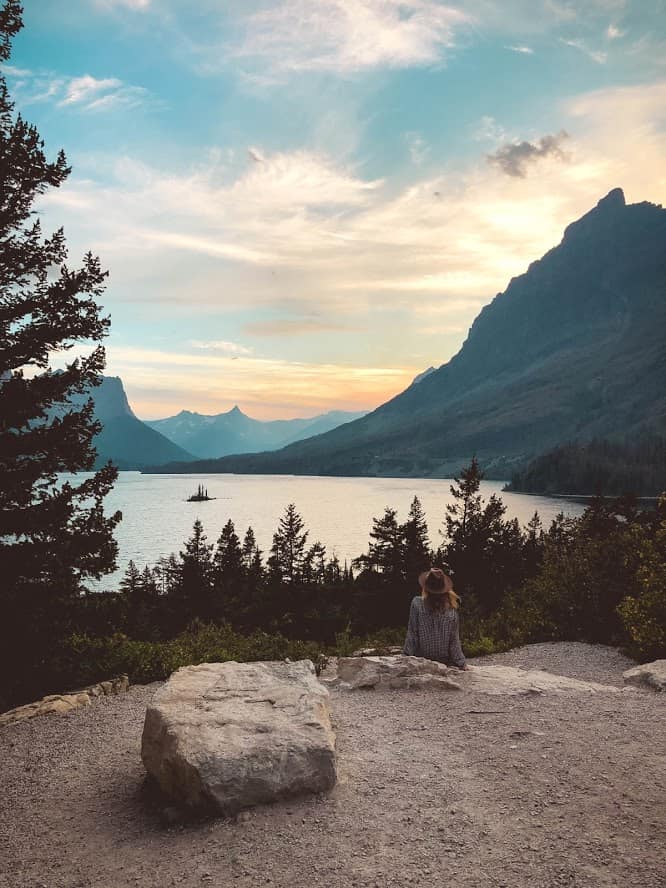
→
(187, 484, 215, 502)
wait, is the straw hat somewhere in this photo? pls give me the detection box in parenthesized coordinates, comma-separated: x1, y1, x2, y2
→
(418, 568, 453, 595)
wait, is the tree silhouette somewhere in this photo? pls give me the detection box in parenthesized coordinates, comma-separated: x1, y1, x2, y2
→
(0, 2, 120, 708)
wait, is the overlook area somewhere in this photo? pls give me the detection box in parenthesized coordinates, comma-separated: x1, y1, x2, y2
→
(1, 643, 664, 888)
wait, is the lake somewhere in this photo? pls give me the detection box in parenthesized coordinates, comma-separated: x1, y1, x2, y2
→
(92, 473, 586, 590)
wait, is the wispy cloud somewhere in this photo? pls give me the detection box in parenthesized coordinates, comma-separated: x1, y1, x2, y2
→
(505, 45, 534, 54)
(560, 37, 607, 64)
(233, 0, 469, 73)
(606, 24, 624, 39)
(474, 115, 508, 145)
(5, 67, 153, 112)
(405, 131, 430, 165)
(93, 0, 152, 10)
(190, 340, 254, 356)
(487, 131, 570, 177)
(244, 317, 351, 336)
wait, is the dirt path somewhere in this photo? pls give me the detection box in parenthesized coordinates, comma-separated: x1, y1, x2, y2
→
(1, 643, 664, 888)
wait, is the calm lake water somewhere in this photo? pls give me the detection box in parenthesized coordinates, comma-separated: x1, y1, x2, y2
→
(91, 473, 586, 590)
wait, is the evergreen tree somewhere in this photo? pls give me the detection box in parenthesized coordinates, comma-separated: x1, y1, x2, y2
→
(0, 2, 120, 708)
(212, 519, 243, 620)
(214, 519, 243, 578)
(268, 503, 308, 584)
(119, 559, 141, 597)
(177, 519, 214, 622)
(402, 496, 431, 582)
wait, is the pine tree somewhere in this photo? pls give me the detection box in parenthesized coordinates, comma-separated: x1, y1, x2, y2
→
(0, 2, 120, 708)
(269, 503, 308, 584)
(177, 519, 214, 622)
(402, 496, 431, 582)
(214, 519, 243, 577)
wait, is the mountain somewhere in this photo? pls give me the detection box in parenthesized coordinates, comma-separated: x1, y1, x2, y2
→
(145, 406, 367, 458)
(144, 189, 666, 478)
(69, 377, 194, 470)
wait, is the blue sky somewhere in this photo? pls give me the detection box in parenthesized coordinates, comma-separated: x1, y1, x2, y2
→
(7, 0, 666, 418)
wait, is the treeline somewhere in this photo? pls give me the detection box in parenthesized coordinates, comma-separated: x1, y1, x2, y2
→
(508, 437, 666, 496)
(3, 460, 665, 710)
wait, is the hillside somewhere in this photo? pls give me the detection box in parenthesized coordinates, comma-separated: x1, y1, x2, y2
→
(69, 377, 194, 470)
(145, 406, 366, 459)
(507, 437, 666, 497)
(146, 189, 666, 478)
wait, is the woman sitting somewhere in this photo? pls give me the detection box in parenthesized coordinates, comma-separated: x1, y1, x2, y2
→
(403, 567, 467, 669)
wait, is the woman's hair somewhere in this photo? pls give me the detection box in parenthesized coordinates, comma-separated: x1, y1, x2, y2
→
(421, 567, 460, 611)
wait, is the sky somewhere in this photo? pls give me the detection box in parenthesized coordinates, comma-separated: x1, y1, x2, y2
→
(6, 0, 666, 419)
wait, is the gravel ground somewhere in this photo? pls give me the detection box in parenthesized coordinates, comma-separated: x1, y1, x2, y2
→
(1, 643, 664, 888)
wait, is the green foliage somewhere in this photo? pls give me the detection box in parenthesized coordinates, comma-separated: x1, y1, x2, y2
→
(617, 500, 666, 661)
(50, 624, 331, 690)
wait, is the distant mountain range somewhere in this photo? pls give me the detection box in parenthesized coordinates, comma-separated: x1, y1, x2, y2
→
(145, 189, 666, 481)
(70, 378, 367, 469)
(68, 377, 194, 470)
(145, 406, 367, 459)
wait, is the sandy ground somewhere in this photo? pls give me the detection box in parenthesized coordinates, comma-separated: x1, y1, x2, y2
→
(1, 642, 665, 888)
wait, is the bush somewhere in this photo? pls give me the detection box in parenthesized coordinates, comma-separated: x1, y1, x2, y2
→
(617, 517, 666, 661)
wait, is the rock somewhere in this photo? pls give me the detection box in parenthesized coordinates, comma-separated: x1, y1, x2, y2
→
(336, 655, 461, 691)
(351, 646, 403, 657)
(0, 674, 130, 728)
(623, 660, 666, 691)
(141, 659, 337, 815)
(460, 665, 623, 696)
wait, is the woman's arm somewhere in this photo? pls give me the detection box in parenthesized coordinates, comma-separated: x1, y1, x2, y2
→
(403, 598, 420, 656)
(448, 609, 467, 669)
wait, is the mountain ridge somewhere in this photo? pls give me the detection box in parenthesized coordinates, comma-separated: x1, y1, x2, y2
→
(145, 405, 368, 459)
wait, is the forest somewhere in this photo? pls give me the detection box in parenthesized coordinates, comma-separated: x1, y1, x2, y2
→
(508, 437, 666, 497)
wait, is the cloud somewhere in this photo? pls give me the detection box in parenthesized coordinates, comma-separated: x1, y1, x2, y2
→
(37, 81, 666, 406)
(104, 345, 417, 419)
(244, 318, 351, 336)
(474, 115, 508, 144)
(4, 67, 153, 112)
(59, 74, 150, 111)
(405, 132, 430, 165)
(560, 37, 607, 64)
(233, 0, 469, 73)
(606, 24, 624, 39)
(190, 340, 254, 356)
(505, 45, 534, 54)
(487, 131, 570, 177)
(247, 146, 265, 163)
(93, 0, 151, 9)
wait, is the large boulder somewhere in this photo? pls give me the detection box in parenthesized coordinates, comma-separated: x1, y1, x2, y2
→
(336, 655, 461, 690)
(623, 660, 666, 691)
(141, 660, 336, 815)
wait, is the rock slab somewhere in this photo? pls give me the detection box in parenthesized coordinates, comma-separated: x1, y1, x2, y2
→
(461, 664, 623, 696)
(0, 675, 130, 728)
(336, 655, 461, 690)
(141, 659, 336, 814)
(623, 659, 666, 691)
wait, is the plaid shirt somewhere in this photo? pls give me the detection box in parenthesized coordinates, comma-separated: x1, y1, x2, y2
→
(402, 596, 466, 668)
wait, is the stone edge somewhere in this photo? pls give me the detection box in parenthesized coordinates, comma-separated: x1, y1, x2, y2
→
(0, 674, 130, 728)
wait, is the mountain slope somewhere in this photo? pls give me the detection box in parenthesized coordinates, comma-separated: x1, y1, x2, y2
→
(145, 189, 666, 477)
(145, 406, 366, 458)
(69, 377, 194, 470)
